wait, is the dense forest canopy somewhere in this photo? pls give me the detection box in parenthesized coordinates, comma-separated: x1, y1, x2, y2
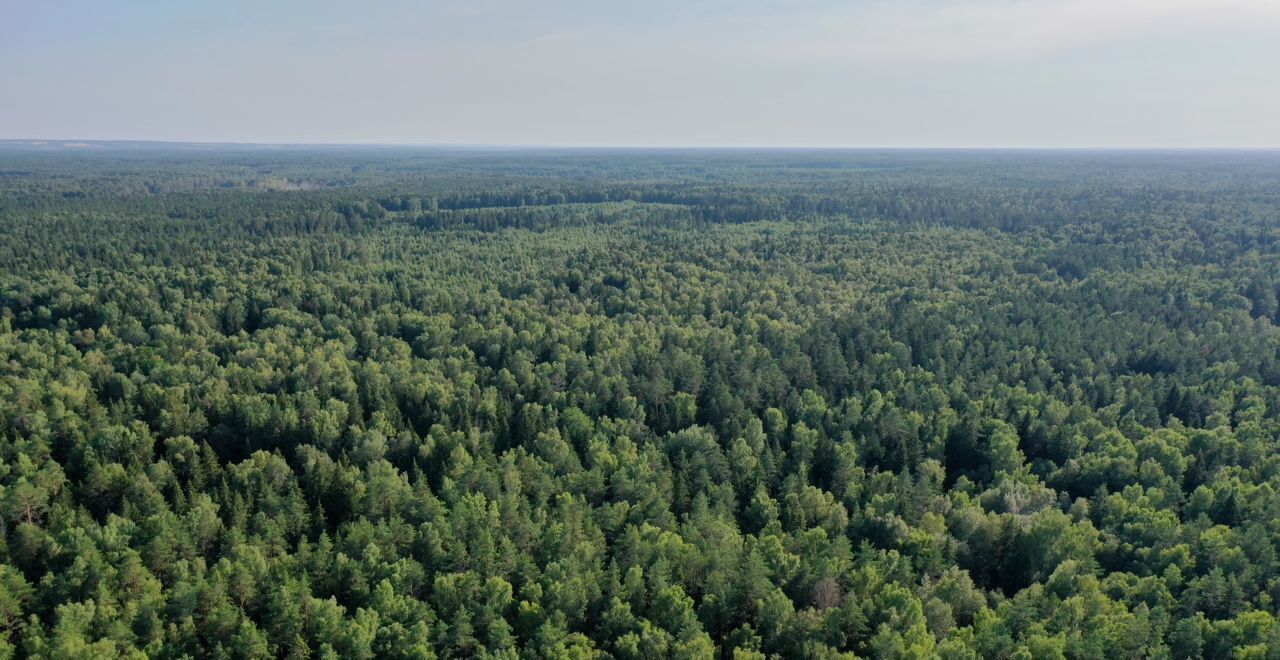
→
(2, 145, 1280, 658)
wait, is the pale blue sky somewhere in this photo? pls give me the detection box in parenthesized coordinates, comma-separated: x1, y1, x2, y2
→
(3, 0, 1278, 147)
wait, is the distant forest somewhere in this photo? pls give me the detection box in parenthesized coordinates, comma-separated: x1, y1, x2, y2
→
(2, 147, 1280, 658)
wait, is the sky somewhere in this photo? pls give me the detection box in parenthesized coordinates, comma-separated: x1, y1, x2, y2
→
(3, 0, 1279, 148)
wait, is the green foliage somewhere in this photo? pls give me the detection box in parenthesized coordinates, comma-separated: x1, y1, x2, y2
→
(2, 147, 1280, 656)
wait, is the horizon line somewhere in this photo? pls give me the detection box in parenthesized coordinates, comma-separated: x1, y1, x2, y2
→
(2, 138, 1280, 152)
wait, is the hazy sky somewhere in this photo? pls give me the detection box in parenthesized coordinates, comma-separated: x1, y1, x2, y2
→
(3, 0, 1279, 147)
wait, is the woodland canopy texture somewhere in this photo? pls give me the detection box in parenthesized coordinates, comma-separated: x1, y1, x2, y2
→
(2, 147, 1280, 658)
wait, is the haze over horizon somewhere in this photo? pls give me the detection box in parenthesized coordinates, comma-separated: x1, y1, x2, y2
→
(4, 0, 1279, 149)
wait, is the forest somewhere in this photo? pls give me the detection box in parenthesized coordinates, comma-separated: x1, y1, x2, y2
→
(2, 144, 1280, 658)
